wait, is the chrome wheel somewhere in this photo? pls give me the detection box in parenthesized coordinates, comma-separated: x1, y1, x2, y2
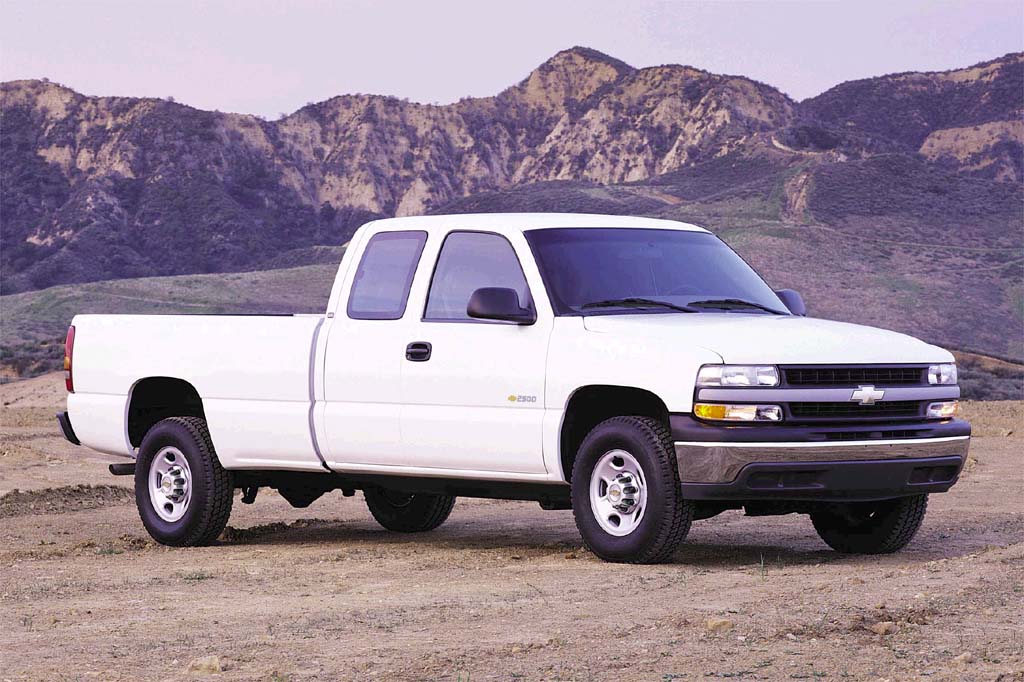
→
(589, 449, 647, 536)
(149, 446, 192, 522)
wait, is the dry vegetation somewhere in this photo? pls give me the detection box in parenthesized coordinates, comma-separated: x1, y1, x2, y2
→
(3, 49, 1022, 383)
(1, 374, 1022, 680)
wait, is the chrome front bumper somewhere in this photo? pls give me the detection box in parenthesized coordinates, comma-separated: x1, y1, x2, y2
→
(675, 435, 971, 484)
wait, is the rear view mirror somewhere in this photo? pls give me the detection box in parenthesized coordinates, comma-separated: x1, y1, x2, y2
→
(467, 287, 536, 325)
(775, 289, 807, 316)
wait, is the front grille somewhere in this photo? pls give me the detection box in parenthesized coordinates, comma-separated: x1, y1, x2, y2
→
(821, 429, 927, 441)
(789, 400, 921, 420)
(783, 366, 925, 386)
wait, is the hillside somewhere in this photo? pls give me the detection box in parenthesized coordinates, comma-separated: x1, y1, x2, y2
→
(435, 152, 1023, 362)
(3, 259, 1020, 399)
(0, 262, 336, 378)
(1, 47, 1022, 371)
(802, 53, 1024, 181)
(1, 47, 801, 293)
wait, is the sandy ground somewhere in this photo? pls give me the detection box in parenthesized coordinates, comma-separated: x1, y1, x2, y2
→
(1, 373, 1022, 681)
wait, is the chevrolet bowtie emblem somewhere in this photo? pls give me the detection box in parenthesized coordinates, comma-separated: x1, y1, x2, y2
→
(851, 385, 885, 405)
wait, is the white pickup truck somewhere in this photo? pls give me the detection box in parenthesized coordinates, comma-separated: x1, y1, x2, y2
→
(58, 213, 970, 563)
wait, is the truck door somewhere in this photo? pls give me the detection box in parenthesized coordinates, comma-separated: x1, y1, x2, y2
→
(399, 230, 551, 474)
(321, 230, 427, 466)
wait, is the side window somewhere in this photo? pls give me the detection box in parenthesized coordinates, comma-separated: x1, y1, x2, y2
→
(347, 231, 427, 320)
(425, 231, 531, 321)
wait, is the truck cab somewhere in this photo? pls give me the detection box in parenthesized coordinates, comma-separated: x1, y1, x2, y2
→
(59, 213, 970, 563)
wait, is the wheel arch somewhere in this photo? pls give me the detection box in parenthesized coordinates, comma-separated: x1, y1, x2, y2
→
(558, 384, 670, 482)
(126, 377, 206, 449)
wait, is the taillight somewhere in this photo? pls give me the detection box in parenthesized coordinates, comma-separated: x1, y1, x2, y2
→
(64, 325, 75, 393)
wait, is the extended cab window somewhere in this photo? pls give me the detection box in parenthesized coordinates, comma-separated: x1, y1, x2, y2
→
(425, 232, 531, 321)
(347, 231, 427, 320)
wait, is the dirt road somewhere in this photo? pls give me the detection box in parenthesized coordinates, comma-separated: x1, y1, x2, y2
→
(1, 374, 1022, 681)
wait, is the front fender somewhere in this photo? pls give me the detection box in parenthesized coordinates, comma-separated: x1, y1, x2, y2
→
(545, 317, 722, 413)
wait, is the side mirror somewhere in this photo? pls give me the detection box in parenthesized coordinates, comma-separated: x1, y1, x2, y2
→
(467, 287, 536, 325)
(775, 289, 806, 316)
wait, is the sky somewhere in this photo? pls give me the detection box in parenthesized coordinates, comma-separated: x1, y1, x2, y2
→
(2, 0, 1022, 119)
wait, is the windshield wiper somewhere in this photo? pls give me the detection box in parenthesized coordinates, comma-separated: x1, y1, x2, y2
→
(581, 298, 697, 313)
(687, 298, 788, 315)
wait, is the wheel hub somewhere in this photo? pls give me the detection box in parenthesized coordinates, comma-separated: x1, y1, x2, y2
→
(608, 473, 639, 514)
(149, 446, 192, 523)
(160, 465, 188, 502)
(589, 449, 648, 537)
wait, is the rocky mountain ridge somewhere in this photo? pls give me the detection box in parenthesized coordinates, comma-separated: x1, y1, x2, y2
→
(4, 47, 1019, 295)
(1, 47, 1022, 367)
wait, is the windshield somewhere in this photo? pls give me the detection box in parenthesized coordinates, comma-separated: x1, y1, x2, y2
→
(525, 228, 788, 315)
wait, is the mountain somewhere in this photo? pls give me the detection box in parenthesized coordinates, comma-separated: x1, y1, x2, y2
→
(802, 53, 1024, 181)
(0, 46, 800, 292)
(1, 47, 1022, 366)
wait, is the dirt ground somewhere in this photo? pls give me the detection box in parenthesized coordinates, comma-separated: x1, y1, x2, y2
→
(1, 373, 1022, 681)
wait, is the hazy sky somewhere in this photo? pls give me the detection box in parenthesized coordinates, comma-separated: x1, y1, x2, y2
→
(2, 0, 1022, 118)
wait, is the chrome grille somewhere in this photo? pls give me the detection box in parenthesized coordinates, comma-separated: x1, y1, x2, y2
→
(783, 366, 925, 386)
(788, 400, 922, 420)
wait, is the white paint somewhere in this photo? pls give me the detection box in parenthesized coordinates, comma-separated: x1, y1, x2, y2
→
(67, 212, 960, 484)
(581, 314, 955, 366)
(67, 313, 323, 467)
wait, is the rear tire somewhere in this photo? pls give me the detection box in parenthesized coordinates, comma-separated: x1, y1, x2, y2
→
(570, 416, 694, 564)
(134, 417, 233, 547)
(810, 495, 928, 554)
(364, 488, 455, 532)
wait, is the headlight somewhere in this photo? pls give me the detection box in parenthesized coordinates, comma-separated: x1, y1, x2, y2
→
(927, 363, 957, 385)
(694, 403, 783, 422)
(926, 400, 959, 419)
(697, 365, 779, 387)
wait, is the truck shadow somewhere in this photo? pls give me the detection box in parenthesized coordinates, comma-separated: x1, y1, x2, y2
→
(216, 514, 1006, 568)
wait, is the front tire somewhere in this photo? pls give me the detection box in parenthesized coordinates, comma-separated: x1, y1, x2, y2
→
(810, 495, 928, 554)
(571, 416, 694, 564)
(364, 488, 455, 532)
(134, 417, 233, 547)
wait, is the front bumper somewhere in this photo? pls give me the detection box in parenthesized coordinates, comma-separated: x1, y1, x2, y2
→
(678, 454, 966, 502)
(672, 415, 971, 501)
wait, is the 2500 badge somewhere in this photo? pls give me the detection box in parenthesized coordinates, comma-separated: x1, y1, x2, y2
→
(507, 394, 537, 404)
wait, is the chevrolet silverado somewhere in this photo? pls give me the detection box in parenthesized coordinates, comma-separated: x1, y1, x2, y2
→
(57, 213, 970, 563)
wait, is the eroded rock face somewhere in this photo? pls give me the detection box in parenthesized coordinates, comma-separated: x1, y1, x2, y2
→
(1, 48, 1021, 292)
(801, 52, 1024, 181)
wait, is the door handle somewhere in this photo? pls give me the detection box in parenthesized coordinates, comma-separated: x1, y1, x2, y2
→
(405, 342, 432, 362)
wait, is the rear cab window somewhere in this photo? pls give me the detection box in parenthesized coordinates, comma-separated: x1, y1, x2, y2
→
(347, 231, 427, 320)
(424, 231, 532, 321)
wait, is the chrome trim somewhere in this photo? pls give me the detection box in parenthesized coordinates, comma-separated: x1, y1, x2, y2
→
(675, 435, 970, 484)
(695, 385, 960, 402)
(675, 436, 970, 449)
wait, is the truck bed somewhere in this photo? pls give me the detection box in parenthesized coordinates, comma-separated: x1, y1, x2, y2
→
(67, 313, 326, 470)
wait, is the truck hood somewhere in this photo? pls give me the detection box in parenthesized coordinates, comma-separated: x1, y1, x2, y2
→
(582, 313, 953, 365)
